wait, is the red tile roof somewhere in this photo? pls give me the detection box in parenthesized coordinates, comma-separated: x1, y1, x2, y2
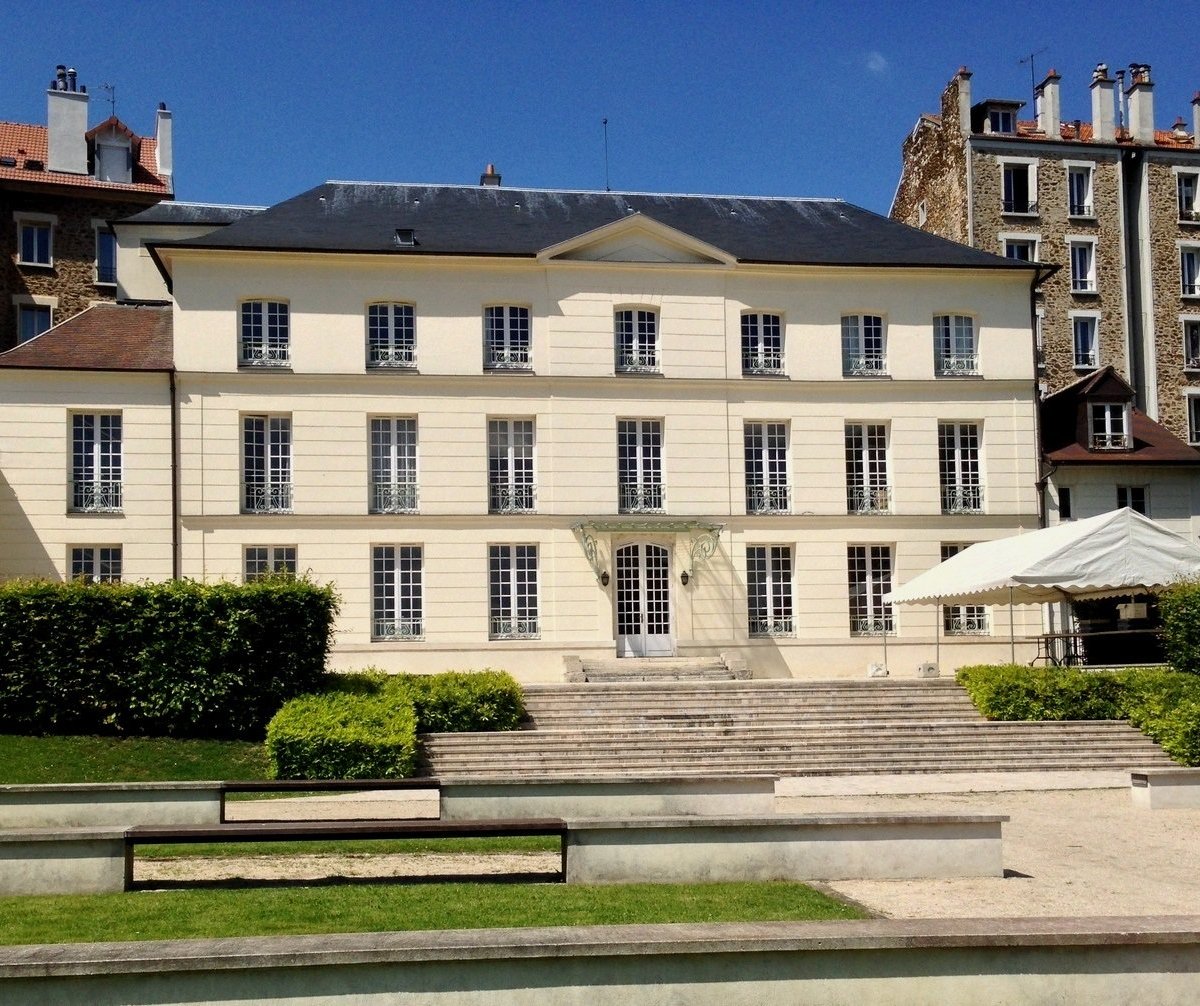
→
(0, 120, 169, 194)
(1008, 118, 1195, 148)
(0, 303, 172, 371)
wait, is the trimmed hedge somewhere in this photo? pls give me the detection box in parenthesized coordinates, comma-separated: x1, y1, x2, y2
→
(0, 577, 338, 740)
(956, 664, 1200, 765)
(1160, 581, 1200, 676)
(265, 669, 525, 779)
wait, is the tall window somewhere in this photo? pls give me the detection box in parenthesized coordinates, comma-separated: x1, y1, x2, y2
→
(372, 545, 423, 639)
(71, 413, 122, 512)
(240, 300, 289, 366)
(1001, 163, 1035, 213)
(488, 419, 535, 512)
(841, 314, 886, 375)
(1179, 172, 1199, 222)
(489, 544, 539, 639)
(1184, 320, 1200, 370)
(746, 545, 794, 637)
(1089, 403, 1129, 450)
(1182, 248, 1200, 297)
(369, 418, 417, 513)
(1072, 316, 1098, 368)
(940, 544, 987, 634)
(1189, 397, 1200, 445)
(618, 419, 663, 512)
(17, 219, 52, 266)
(1067, 165, 1094, 216)
(95, 229, 116, 285)
(17, 303, 51, 343)
(367, 303, 415, 368)
(848, 545, 893, 635)
(1070, 241, 1096, 293)
(615, 309, 658, 373)
(741, 313, 783, 375)
(744, 422, 789, 514)
(933, 315, 978, 375)
(845, 423, 889, 514)
(243, 415, 292, 512)
(1117, 486, 1149, 516)
(244, 546, 297, 582)
(484, 305, 531, 370)
(70, 546, 122, 583)
(938, 423, 982, 513)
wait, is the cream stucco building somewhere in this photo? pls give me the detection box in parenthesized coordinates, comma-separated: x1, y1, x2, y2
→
(0, 178, 1046, 679)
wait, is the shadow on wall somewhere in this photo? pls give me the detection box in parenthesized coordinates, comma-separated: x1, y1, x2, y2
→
(0, 469, 55, 580)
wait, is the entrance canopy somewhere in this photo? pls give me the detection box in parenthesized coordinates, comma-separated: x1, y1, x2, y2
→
(887, 509, 1200, 607)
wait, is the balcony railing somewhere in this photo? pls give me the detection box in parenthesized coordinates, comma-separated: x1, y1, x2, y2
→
(851, 616, 894, 636)
(373, 618, 422, 640)
(1002, 199, 1038, 214)
(1184, 282, 1200, 298)
(1185, 356, 1200, 371)
(485, 346, 531, 370)
(1069, 201, 1094, 217)
(749, 616, 794, 638)
(243, 483, 293, 512)
(1071, 278, 1097, 294)
(742, 352, 784, 376)
(936, 353, 980, 376)
(941, 485, 983, 514)
(944, 612, 989, 635)
(616, 350, 659, 374)
(1180, 208, 1200, 223)
(70, 479, 122, 512)
(1090, 433, 1131, 451)
(746, 484, 791, 514)
(619, 481, 664, 513)
(1074, 352, 1098, 369)
(847, 484, 891, 514)
(368, 346, 416, 368)
(490, 616, 539, 639)
(843, 354, 887, 377)
(489, 482, 536, 513)
(371, 482, 418, 513)
(95, 263, 117, 285)
(239, 344, 290, 367)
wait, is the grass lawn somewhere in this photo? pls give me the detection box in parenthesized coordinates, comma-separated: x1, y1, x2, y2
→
(0, 881, 866, 946)
(0, 734, 268, 784)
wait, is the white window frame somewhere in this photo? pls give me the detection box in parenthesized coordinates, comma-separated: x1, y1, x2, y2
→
(614, 308, 659, 373)
(933, 314, 979, 375)
(999, 233, 1039, 263)
(1067, 237, 1098, 294)
(1089, 402, 1130, 451)
(242, 414, 293, 512)
(617, 418, 664, 512)
(69, 545, 122, 583)
(940, 544, 988, 635)
(488, 418, 536, 513)
(744, 422, 789, 514)
(1179, 244, 1200, 299)
(746, 544, 794, 637)
(938, 422, 983, 514)
(1035, 305, 1046, 371)
(1070, 311, 1100, 369)
(988, 108, 1016, 134)
(999, 157, 1038, 215)
(239, 300, 290, 367)
(369, 417, 418, 514)
(94, 138, 132, 184)
(484, 305, 531, 371)
(841, 314, 887, 376)
(372, 544, 423, 640)
(848, 544, 894, 636)
(70, 412, 122, 512)
(488, 544, 539, 639)
(244, 545, 297, 582)
(1116, 485, 1150, 516)
(14, 211, 55, 267)
(1174, 167, 1199, 224)
(92, 219, 117, 287)
(1188, 394, 1200, 446)
(14, 295, 55, 343)
(1065, 161, 1095, 218)
(845, 423, 890, 514)
(1183, 317, 1200, 371)
(741, 312, 784, 375)
(366, 302, 415, 368)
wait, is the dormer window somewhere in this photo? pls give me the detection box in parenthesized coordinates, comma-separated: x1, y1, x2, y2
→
(989, 108, 1016, 134)
(1089, 403, 1130, 451)
(94, 138, 132, 184)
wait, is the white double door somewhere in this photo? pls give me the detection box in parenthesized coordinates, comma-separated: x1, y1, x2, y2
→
(615, 542, 674, 657)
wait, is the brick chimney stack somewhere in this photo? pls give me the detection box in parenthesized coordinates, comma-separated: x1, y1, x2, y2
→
(1193, 92, 1200, 149)
(1035, 69, 1062, 136)
(1126, 63, 1155, 142)
(1090, 63, 1115, 141)
(954, 66, 973, 137)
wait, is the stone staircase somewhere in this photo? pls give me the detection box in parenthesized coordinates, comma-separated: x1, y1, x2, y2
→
(418, 678, 1175, 780)
(567, 656, 742, 683)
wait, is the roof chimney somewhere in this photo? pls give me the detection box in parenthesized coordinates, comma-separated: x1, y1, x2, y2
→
(155, 102, 173, 192)
(46, 63, 88, 174)
(480, 163, 501, 186)
(1193, 92, 1200, 149)
(1035, 69, 1061, 136)
(953, 66, 973, 137)
(1126, 63, 1155, 143)
(1090, 63, 1115, 142)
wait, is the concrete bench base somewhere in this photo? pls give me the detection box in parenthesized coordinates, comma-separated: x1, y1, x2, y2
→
(1131, 768, 1200, 809)
(0, 782, 222, 829)
(0, 829, 126, 895)
(564, 813, 1006, 883)
(439, 776, 777, 820)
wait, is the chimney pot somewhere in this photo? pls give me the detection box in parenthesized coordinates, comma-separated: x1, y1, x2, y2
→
(66, 67, 77, 92)
(1035, 70, 1061, 136)
(1125, 62, 1156, 143)
(1090, 63, 1117, 141)
(480, 163, 501, 186)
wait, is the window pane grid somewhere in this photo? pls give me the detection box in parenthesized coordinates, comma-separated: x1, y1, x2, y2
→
(244, 545, 297, 582)
(747, 545, 794, 636)
(489, 544, 539, 638)
(741, 314, 783, 374)
(485, 306, 531, 369)
(71, 546, 122, 583)
(848, 545, 894, 635)
(615, 309, 659, 372)
(370, 417, 418, 512)
(240, 301, 290, 366)
(934, 315, 978, 375)
(618, 419, 664, 512)
(243, 416, 293, 511)
(19, 223, 51, 265)
(1089, 404, 1129, 450)
(938, 422, 982, 513)
(372, 545, 423, 639)
(488, 419, 535, 512)
(71, 413, 122, 511)
(841, 315, 886, 375)
(940, 544, 988, 634)
(367, 304, 415, 367)
(845, 423, 890, 513)
(1073, 317, 1098, 368)
(744, 422, 789, 513)
(1183, 251, 1200, 297)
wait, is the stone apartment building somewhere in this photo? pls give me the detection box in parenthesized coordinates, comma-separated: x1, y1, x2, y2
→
(893, 64, 1200, 534)
(1, 65, 173, 349)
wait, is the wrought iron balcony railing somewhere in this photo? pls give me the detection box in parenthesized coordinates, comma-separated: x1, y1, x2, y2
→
(1069, 201, 1094, 217)
(243, 483, 293, 513)
(485, 347, 532, 370)
(944, 612, 989, 635)
(1090, 433, 1131, 451)
(368, 346, 416, 368)
(619, 482, 664, 513)
(239, 344, 290, 367)
(1074, 353, 1098, 369)
(373, 618, 422, 640)
(1002, 198, 1038, 214)
(742, 352, 784, 375)
(70, 479, 122, 512)
(847, 484, 891, 514)
(1186, 356, 1200, 371)
(749, 617, 794, 638)
(936, 353, 980, 376)
(616, 350, 659, 374)
(489, 483, 536, 513)
(489, 617, 539, 639)
(941, 486, 983, 514)
(851, 616, 894, 636)
(371, 482, 418, 513)
(95, 263, 117, 285)
(746, 484, 791, 514)
(843, 354, 887, 376)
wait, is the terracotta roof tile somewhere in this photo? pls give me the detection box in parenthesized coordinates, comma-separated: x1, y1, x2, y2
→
(0, 303, 172, 371)
(0, 120, 169, 194)
(1006, 117, 1193, 148)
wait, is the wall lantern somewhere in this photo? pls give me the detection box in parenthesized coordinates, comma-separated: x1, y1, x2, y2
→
(680, 570, 690, 586)
(600, 571, 610, 587)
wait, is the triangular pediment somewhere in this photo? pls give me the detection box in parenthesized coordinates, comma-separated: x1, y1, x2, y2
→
(537, 213, 736, 266)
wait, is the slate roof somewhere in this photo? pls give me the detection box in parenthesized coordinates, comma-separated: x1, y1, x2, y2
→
(165, 182, 1032, 270)
(0, 304, 172, 372)
(115, 201, 264, 226)
(0, 120, 169, 195)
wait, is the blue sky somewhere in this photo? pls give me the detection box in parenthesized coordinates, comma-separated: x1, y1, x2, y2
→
(3, 1, 1198, 214)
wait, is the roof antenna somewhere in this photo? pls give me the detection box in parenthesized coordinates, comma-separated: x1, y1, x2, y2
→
(99, 82, 116, 120)
(602, 117, 611, 192)
(1017, 48, 1047, 96)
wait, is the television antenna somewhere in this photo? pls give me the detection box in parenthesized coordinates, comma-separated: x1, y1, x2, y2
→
(99, 83, 116, 120)
(1018, 49, 1047, 94)
(602, 118, 611, 192)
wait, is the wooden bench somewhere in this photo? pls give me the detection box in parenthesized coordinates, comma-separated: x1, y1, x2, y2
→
(123, 817, 567, 890)
(218, 778, 441, 822)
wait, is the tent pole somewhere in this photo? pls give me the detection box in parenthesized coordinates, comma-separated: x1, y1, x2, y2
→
(1009, 586, 1015, 665)
(936, 596, 941, 673)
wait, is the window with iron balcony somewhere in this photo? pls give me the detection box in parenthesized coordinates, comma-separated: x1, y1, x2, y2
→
(617, 419, 664, 512)
(746, 545, 794, 637)
(848, 544, 894, 636)
(1072, 315, 1099, 369)
(239, 301, 290, 367)
(933, 315, 979, 376)
(1182, 247, 1200, 298)
(1001, 162, 1037, 215)
(369, 417, 418, 513)
(1067, 165, 1094, 217)
(744, 422, 789, 514)
(70, 413, 122, 512)
(938, 422, 983, 514)
(372, 545, 423, 640)
(615, 309, 658, 373)
(741, 313, 784, 375)
(484, 306, 531, 370)
(1179, 172, 1200, 223)
(940, 544, 988, 635)
(1089, 403, 1130, 451)
(489, 544, 539, 639)
(1183, 320, 1200, 371)
(242, 415, 293, 512)
(1069, 241, 1097, 294)
(488, 419, 535, 513)
(367, 303, 416, 368)
(841, 314, 887, 376)
(845, 423, 890, 514)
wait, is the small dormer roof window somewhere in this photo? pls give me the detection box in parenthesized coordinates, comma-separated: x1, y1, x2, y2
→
(971, 99, 1025, 135)
(86, 118, 136, 184)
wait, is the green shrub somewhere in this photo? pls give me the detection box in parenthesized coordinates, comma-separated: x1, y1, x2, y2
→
(389, 669, 526, 732)
(266, 692, 417, 779)
(0, 577, 338, 740)
(1159, 581, 1200, 675)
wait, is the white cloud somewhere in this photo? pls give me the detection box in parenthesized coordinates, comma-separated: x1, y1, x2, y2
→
(866, 51, 889, 74)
